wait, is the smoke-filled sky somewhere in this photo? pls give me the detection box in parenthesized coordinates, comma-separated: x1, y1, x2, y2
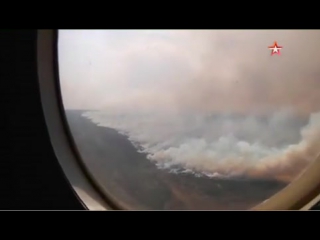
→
(59, 30, 320, 115)
(58, 30, 320, 182)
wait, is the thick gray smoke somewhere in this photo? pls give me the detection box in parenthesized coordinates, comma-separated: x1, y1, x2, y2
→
(59, 30, 320, 182)
(82, 110, 320, 182)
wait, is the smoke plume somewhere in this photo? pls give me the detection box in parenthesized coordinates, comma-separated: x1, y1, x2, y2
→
(59, 30, 320, 182)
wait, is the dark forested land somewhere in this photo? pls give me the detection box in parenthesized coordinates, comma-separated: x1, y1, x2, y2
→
(65, 110, 287, 210)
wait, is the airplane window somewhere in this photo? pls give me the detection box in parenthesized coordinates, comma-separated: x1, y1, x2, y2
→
(57, 30, 320, 210)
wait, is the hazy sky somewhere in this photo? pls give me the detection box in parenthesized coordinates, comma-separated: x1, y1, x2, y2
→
(58, 30, 320, 182)
(59, 30, 320, 116)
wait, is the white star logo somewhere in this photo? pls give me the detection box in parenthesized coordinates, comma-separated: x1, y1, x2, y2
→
(268, 41, 283, 56)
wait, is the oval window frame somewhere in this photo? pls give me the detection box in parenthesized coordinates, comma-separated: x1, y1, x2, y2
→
(38, 29, 320, 210)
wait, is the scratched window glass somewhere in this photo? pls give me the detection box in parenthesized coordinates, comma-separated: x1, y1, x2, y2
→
(58, 30, 320, 210)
